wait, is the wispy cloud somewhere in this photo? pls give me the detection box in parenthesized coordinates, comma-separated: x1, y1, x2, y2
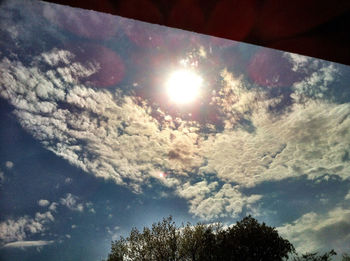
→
(2, 240, 54, 248)
(60, 193, 84, 212)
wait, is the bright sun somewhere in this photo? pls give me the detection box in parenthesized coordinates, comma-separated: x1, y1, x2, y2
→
(166, 69, 203, 104)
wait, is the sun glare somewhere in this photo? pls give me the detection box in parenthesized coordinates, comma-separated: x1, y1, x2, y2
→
(166, 70, 203, 104)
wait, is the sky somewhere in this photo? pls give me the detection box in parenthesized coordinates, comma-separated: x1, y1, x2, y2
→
(1, 0, 350, 260)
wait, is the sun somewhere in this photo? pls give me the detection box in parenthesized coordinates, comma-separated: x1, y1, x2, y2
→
(166, 69, 203, 104)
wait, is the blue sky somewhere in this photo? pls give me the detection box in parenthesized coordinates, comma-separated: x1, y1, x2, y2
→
(1, 0, 350, 260)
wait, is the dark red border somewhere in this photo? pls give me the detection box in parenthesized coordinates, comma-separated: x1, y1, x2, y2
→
(43, 0, 350, 65)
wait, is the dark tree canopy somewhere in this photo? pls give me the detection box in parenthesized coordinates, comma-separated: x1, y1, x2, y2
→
(291, 250, 337, 261)
(105, 215, 296, 261)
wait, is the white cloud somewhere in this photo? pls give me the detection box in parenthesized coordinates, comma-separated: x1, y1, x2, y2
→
(86, 202, 96, 214)
(106, 226, 120, 240)
(283, 52, 310, 72)
(5, 161, 13, 169)
(0, 24, 348, 222)
(3, 240, 54, 248)
(200, 69, 350, 188)
(60, 193, 84, 212)
(38, 199, 50, 207)
(40, 48, 74, 67)
(64, 177, 72, 184)
(35, 211, 54, 223)
(0, 211, 54, 245)
(292, 64, 339, 102)
(278, 207, 350, 255)
(0, 50, 203, 192)
(48, 202, 58, 212)
(177, 181, 261, 220)
(0, 171, 4, 183)
(345, 191, 350, 201)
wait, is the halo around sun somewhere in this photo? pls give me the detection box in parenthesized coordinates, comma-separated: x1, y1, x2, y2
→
(166, 69, 203, 104)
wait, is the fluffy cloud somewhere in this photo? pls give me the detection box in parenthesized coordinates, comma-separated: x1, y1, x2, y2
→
(345, 191, 350, 200)
(60, 193, 84, 212)
(5, 161, 13, 169)
(0, 211, 54, 245)
(0, 50, 203, 192)
(49, 202, 58, 212)
(38, 199, 50, 207)
(1, 6, 349, 223)
(278, 206, 350, 254)
(200, 69, 350, 187)
(177, 181, 261, 220)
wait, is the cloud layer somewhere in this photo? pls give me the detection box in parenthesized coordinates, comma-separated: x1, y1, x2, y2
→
(278, 206, 350, 254)
(1, 0, 350, 224)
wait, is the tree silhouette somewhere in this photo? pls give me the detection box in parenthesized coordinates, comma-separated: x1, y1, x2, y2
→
(291, 250, 337, 261)
(105, 215, 296, 261)
(215, 215, 294, 261)
(342, 253, 350, 261)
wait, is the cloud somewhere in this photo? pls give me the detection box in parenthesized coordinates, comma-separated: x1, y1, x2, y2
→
(106, 226, 120, 240)
(5, 161, 13, 169)
(39, 48, 74, 67)
(0, 211, 54, 245)
(177, 181, 261, 220)
(2, 240, 54, 248)
(292, 63, 339, 102)
(0, 11, 349, 222)
(86, 202, 96, 214)
(346, 191, 350, 200)
(42, 2, 118, 40)
(277, 206, 350, 255)
(48, 202, 58, 212)
(64, 177, 72, 184)
(284, 52, 343, 103)
(200, 69, 350, 188)
(283, 52, 310, 72)
(35, 211, 54, 223)
(60, 193, 84, 212)
(0, 49, 203, 192)
(38, 199, 50, 207)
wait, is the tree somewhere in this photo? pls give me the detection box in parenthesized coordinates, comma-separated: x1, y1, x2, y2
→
(216, 215, 294, 261)
(107, 216, 180, 261)
(178, 222, 219, 261)
(105, 215, 296, 261)
(343, 253, 350, 261)
(292, 250, 337, 261)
